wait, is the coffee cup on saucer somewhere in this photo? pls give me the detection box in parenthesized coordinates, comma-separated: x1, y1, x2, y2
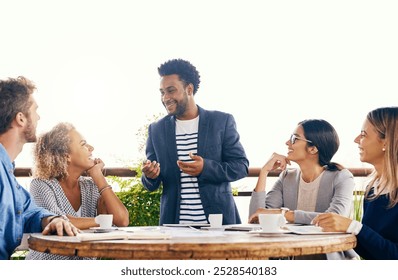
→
(208, 214, 223, 228)
(95, 214, 113, 229)
(258, 214, 286, 232)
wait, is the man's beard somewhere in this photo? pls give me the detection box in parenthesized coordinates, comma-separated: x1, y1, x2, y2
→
(167, 93, 189, 118)
(23, 119, 37, 143)
(171, 102, 187, 118)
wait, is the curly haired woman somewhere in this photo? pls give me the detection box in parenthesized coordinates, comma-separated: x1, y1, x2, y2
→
(26, 122, 128, 260)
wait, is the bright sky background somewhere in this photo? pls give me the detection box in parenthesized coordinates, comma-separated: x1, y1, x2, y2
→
(1, 2, 398, 270)
(1, 0, 397, 170)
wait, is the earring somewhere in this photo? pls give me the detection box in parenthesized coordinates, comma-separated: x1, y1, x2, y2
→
(382, 148, 386, 152)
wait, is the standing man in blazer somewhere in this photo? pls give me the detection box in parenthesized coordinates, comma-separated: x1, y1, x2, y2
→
(142, 59, 249, 225)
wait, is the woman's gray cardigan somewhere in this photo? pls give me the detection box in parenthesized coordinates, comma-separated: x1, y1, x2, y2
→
(249, 168, 358, 260)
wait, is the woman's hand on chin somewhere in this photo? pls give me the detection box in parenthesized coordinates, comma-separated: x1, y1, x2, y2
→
(87, 158, 105, 177)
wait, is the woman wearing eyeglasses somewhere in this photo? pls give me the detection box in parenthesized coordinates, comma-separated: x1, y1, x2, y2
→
(313, 107, 398, 260)
(248, 119, 356, 259)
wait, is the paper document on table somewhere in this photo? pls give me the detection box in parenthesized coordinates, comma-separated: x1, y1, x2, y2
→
(284, 225, 346, 235)
(224, 224, 262, 231)
(163, 223, 210, 228)
(76, 230, 171, 241)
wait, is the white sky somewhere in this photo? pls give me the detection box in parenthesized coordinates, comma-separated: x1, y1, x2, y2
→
(1, 0, 397, 169)
(1, 2, 398, 271)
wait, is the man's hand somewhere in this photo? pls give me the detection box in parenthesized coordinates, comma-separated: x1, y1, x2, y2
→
(42, 216, 80, 236)
(177, 152, 204, 176)
(142, 160, 161, 179)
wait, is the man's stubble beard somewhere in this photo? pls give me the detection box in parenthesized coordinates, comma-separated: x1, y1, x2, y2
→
(23, 118, 37, 143)
(168, 91, 189, 118)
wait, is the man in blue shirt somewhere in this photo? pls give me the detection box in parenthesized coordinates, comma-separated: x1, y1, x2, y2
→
(0, 76, 79, 260)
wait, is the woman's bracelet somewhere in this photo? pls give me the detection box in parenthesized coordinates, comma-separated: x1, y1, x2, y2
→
(99, 185, 112, 195)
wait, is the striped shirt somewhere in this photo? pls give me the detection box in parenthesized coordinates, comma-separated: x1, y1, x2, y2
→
(176, 117, 207, 224)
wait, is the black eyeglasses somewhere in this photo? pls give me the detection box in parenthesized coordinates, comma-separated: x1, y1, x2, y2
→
(290, 134, 312, 145)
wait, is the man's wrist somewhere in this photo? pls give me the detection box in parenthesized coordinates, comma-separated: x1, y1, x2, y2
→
(48, 215, 69, 223)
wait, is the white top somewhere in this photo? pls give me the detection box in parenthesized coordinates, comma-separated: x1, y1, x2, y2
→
(297, 171, 325, 211)
(76, 207, 82, 217)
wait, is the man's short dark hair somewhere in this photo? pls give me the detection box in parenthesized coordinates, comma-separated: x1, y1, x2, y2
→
(0, 76, 36, 134)
(158, 59, 201, 94)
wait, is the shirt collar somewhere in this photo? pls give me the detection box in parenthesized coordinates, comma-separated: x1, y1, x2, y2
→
(0, 143, 15, 171)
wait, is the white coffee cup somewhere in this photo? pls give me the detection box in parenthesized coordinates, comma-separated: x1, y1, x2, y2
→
(208, 214, 223, 228)
(95, 214, 113, 228)
(258, 214, 286, 232)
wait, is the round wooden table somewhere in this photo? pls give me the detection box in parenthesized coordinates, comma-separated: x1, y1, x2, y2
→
(28, 229, 356, 259)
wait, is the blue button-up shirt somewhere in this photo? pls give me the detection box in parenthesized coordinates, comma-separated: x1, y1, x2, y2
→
(0, 144, 52, 259)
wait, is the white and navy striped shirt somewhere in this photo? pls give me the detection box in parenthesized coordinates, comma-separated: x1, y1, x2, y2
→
(176, 117, 207, 224)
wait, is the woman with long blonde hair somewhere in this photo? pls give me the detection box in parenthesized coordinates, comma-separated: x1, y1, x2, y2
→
(314, 107, 398, 259)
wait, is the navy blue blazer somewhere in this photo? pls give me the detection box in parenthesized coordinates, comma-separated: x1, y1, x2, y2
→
(142, 106, 249, 225)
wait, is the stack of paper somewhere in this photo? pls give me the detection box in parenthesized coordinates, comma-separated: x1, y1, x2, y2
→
(224, 224, 262, 231)
(284, 225, 345, 235)
(76, 230, 171, 241)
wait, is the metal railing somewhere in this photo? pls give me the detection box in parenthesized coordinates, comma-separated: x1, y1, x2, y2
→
(14, 167, 373, 178)
(15, 167, 372, 196)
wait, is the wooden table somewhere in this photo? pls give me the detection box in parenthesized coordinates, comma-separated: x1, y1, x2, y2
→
(28, 227, 356, 260)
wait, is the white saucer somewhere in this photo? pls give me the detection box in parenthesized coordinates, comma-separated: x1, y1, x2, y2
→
(89, 227, 118, 233)
(249, 228, 291, 235)
(201, 227, 225, 231)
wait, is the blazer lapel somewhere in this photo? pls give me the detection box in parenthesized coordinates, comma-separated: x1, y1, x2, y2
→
(197, 106, 209, 157)
(165, 116, 178, 164)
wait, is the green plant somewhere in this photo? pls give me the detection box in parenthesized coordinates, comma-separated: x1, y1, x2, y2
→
(10, 250, 28, 260)
(109, 165, 162, 226)
(351, 190, 364, 222)
(107, 113, 165, 226)
(136, 113, 165, 156)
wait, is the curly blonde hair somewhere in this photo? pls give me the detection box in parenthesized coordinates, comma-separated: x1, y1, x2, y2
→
(33, 122, 75, 179)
